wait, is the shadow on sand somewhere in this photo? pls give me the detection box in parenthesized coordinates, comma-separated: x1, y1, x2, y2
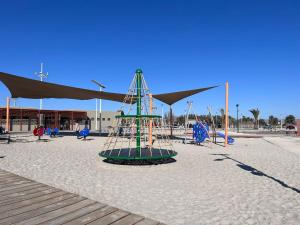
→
(10, 138, 52, 143)
(211, 153, 300, 194)
(103, 158, 177, 166)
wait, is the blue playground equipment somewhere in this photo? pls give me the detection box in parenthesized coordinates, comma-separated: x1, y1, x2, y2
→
(216, 132, 234, 144)
(193, 122, 210, 144)
(78, 128, 90, 140)
(45, 127, 59, 137)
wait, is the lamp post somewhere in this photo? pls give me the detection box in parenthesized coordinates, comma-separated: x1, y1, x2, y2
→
(161, 104, 164, 125)
(91, 80, 106, 134)
(236, 104, 239, 133)
(35, 63, 48, 126)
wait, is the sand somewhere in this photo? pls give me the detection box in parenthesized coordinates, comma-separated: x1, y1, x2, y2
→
(0, 134, 299, 225)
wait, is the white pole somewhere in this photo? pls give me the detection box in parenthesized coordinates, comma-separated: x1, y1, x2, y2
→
(99, 86, 102, 133)
(95, 99, 98, 130)
(91, 80, 105, 134)
(39, 63, 43, 111)
(161, 104, 164, 125)
(35, 62, 47, 126)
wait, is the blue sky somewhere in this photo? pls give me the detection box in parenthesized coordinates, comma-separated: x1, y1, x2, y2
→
(0, 0, 299, 119)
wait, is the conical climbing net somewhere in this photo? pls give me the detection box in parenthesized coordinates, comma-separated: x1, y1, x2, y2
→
(99, 69, 177, 162)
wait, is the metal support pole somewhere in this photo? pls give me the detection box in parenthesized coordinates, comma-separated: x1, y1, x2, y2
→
(99, 87, 102, 134)
(91, 80, 105, 134)
(236, 104, 239, 133)
(136, 70, 142, 156)
(184, 101, 192, 144)
(71, 111, 74, 130)
(20, 108, 23, 131)
(148, 94, 153, 147)
(6, 97, 10, 132)
(170, 105, 173, 137)
(95, 99, 98, 131)
(161, 104, 164, 126)
(0, 109, 2, 127)
(225, 82, 229, 147)
(35, 63, 48, 126)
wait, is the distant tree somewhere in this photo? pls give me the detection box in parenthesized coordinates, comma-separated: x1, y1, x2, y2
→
(268, 115, 279, 126)
(259, 119, 267, 127)
(284, 115, 296, 125)
(241, 116, 254, 128)
(175, 115, 185, 126)
(249, 108, 260, 129)
(164, 112, 171, 125)
(229, 116, 236, 128)
(220, 108, 225, 129)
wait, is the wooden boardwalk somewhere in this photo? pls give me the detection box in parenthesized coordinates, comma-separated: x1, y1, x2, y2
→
(0, 170, 164, 225)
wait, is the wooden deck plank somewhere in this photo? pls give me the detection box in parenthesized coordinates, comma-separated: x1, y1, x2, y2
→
(0, 174, 20, 181)
(0, 175, 21, 181)
(0, 179, 33, 189)
(63, 206, 118, 225)
(0, 169, 163, 225)
(0, 176, 26, 184)
(0, 172, 14, 176)
(0, 176, 27, 185)
(111, 214, 145, 225)
(15, 198, 94, 225)
(0, 190, 66, 213)
(0, 173, 28, 179)
(88, 210, 130, 225)
(41, 202, 106, 225)
(0, 194, 79, 224)
(0, 182, 40, 193)
(0, 183, 45, 196)
(0, 187, 59, 206)
(0, 185, 53, 202)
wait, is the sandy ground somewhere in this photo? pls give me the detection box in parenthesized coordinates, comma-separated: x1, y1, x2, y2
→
(0, 134, 299, 225)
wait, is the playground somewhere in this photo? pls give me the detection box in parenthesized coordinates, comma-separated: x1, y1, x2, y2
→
(0, 134, 299, 225)
(0, 69, 299, 225)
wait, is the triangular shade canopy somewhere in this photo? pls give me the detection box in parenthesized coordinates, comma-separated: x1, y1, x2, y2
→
(152, 86, 218, 105)
(0, 72, 218, 105)
(0, 72, 130, 103)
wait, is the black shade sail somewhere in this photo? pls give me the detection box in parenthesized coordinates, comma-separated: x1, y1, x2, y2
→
(0, 72, 218, 105)
(153, 86, 218, 105)
(0, 72, 130, 103)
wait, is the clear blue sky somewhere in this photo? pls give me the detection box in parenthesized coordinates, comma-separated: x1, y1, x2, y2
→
(0, 0, 299, 119)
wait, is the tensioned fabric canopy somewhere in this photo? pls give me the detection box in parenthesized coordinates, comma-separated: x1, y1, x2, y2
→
(153, 86, 218, 105)
(0, 72, 218, 105)
(0, 72, 131, 103)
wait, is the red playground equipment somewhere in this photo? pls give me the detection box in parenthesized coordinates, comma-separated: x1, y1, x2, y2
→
(33, 126, 45, 140)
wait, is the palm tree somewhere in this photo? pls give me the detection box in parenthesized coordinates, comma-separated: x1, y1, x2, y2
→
(249, 108, 260, 129)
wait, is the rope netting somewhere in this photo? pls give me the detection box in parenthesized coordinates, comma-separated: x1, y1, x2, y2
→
(100, 70, 176, 161)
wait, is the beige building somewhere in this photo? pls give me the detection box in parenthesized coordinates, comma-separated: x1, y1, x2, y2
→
(0, 106, 120, 132)
(86, 110, 121, 132)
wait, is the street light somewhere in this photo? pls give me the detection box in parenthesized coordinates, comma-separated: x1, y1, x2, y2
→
(236, 104, 239, 133)
(91, 80, 106, 134)
(35, 63, 48, 126)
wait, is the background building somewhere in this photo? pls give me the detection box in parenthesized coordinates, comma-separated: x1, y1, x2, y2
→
(0, 107, 120, 132)
(86, 110, 121, 133)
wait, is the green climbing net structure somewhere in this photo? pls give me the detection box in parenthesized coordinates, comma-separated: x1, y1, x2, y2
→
(99, 69, 177, 163)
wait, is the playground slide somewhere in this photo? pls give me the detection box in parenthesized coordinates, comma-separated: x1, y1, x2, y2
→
(193, 122, 210, 144)
(216, 132, 234, 144)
